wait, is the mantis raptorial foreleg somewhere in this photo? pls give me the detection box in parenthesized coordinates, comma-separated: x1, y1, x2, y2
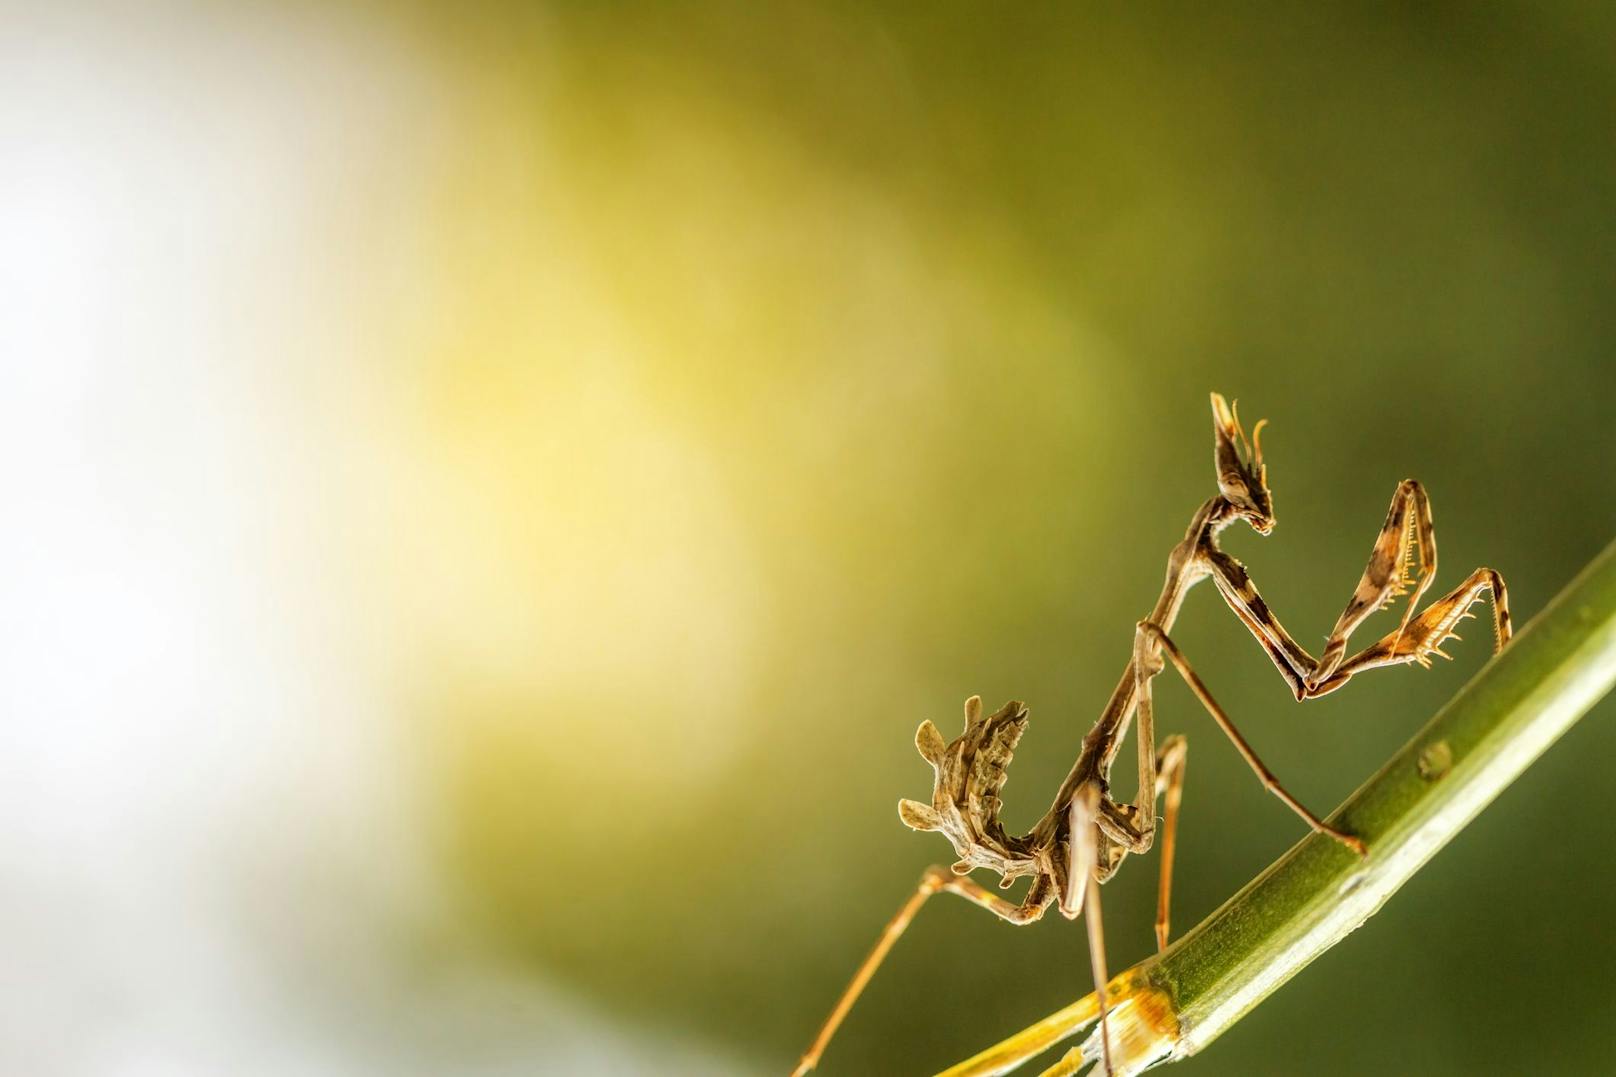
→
(1309, 567, 1511, 695)
(1208, 478, 1504, 699)
(1315, 479, 1438, 685)
(1205, 550, 1318, 698)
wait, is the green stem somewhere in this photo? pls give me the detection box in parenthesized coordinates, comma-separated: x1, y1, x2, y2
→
(942, 536, 1616, 1076)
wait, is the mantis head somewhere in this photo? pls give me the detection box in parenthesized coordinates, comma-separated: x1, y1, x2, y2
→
(1211, 392, 1275, 534)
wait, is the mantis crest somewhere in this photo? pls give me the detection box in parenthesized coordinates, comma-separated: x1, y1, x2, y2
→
(794, 392, 1511, 1076)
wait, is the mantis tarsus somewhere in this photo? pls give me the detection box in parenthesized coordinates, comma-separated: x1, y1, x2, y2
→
(793, 392, 1511, 1076)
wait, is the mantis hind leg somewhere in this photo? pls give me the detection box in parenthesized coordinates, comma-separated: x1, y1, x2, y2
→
(791, 866, 1050, 1076)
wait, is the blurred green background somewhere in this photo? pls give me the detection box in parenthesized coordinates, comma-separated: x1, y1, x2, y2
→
(6, 3, 1615, 1075)
(415, 6, 1615, 1074)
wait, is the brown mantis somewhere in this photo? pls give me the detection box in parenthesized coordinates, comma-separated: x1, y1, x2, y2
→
(793, 392, 1511, 1076)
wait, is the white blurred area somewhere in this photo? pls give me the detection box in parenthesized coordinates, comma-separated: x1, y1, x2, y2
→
(0, 4, 743, 1073)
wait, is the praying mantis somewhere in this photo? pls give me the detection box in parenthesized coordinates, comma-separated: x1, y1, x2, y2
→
(793, 392, 1511, 1076)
